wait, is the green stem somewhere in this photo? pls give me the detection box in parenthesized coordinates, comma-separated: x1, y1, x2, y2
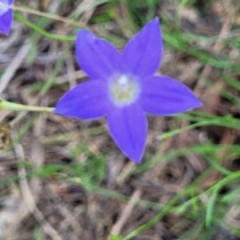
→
(0, 98, 54, 113)
(14, 12, 76, 41)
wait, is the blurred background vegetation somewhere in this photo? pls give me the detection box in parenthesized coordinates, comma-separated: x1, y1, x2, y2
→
(1, 0, 240, 239)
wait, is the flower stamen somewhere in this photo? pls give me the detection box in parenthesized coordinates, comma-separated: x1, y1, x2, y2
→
(109, 75, 140, 106)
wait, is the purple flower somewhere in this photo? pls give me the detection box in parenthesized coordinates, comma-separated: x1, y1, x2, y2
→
(0, 0, 14, 35)
(54, 18, 202, 164)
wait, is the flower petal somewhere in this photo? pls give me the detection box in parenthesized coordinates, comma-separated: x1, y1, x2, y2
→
(0, 0, 12, 8)
(139, 76, 202, 115)
(121, 17, 163, 77)
(0, 9, 13, 36)
(107, 104, 147, 163)
(54, 80, 110, 120)
(75, 30, 121, 80)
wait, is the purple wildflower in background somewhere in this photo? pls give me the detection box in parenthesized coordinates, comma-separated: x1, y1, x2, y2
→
(0, 0, 14, 35)
(54, 17, 202, 164)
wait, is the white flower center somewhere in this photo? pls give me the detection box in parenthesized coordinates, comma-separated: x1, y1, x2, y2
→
(0, 1, 10, 16)
(109, 75, 140, 106)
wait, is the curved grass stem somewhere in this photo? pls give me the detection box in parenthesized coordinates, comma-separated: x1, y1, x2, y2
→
(12, 4, 85, 28)
(14, 12, 76, 41)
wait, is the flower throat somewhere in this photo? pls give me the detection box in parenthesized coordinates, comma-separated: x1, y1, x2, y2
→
(109, 75, 140, 106)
